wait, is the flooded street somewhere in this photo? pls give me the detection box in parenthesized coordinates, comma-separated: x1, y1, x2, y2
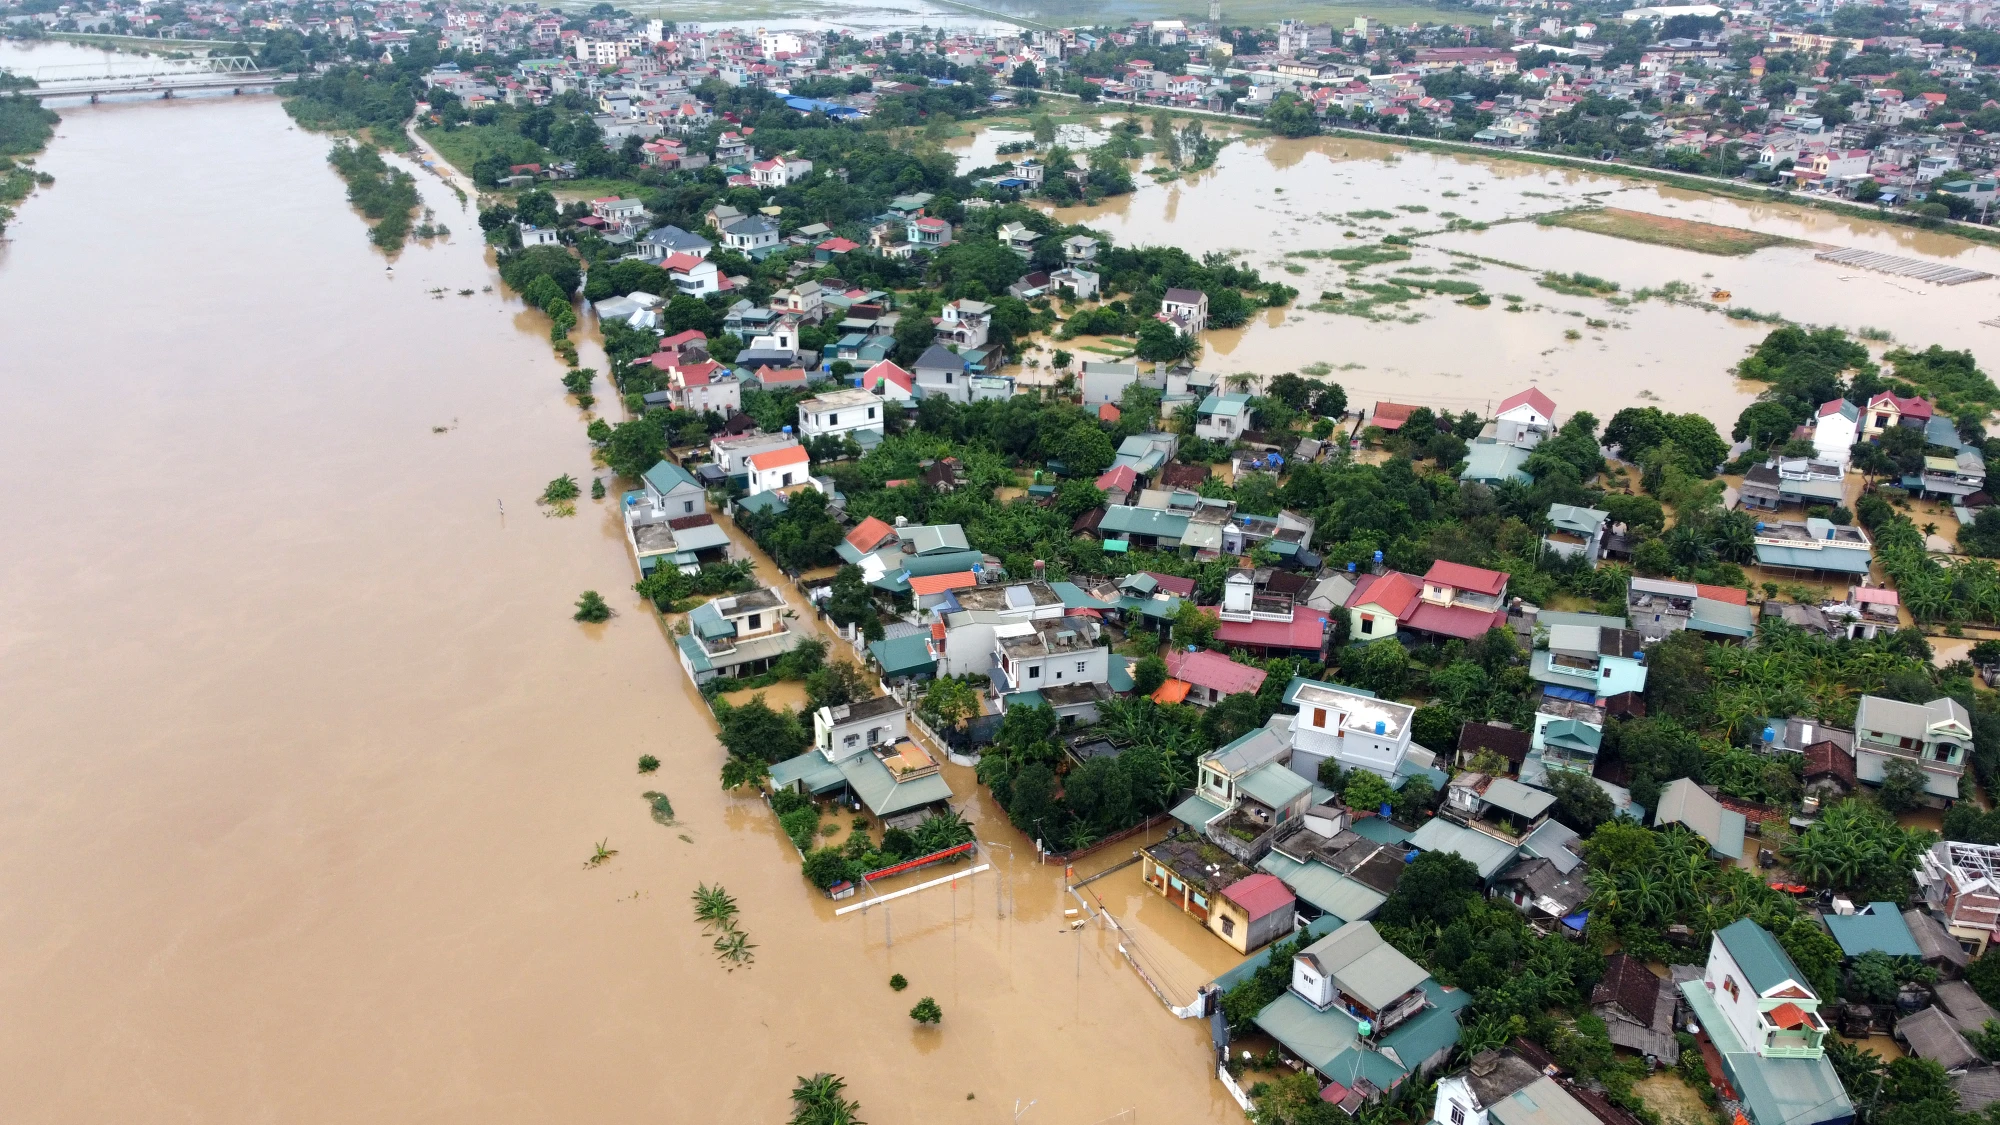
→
(0, 42, 1234, 1125)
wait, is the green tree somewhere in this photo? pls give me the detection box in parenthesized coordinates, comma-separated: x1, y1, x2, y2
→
(1263, 91, 1320, 137)
(1342, 769, 1395, 814)
(573, 590, 611, 622)
(1547, 768, 1615, 834)
(909, 996, 943, 1024)
(1877, 757, 1928, 814)
(788, 1072, 865, 1125)
(1132, 654, 1168, 695)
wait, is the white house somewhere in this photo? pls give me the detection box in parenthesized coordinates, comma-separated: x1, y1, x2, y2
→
(1812, 398, 1859, 466)
(720, 215, 780, 254)
(662, 252, 723, 295)
(1159, 287, 1209, 335)
(518, 222, 561, 247)
(745, 444, 814, 495)
(797, 387, 886, 442)
(749, 156, 813, 188)
(936, 581, 1067, 677)
(1493, 387, 1557, 446)
(710, 431, 800, 478)
(1853, 694, 1972, 802)
(1673, 920, 1851, 1125)
(991, 617, 1111, 704)
(1287, 679, 1417, 782)
(1195, 392, 1252, 441)
(812, 694, 908, 762)
(1433, 1051, 1614, 1125)
(934, 299, 992, 350)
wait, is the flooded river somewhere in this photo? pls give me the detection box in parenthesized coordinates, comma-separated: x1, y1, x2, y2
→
(0, 40, 1238, 1125)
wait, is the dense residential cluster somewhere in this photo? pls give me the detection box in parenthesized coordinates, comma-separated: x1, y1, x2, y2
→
(33, 1, 2000, 1122)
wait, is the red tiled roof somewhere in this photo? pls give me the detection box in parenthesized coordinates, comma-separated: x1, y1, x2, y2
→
(1146, 572, 1197, 598)
(1425, 560, 1508, 597)
(1158, 463, 1210, 489)
(1768, 1002, 1810, 1030)
(1497, 387, 1557, 419)
(1096, 465, 1139, 494)
(1151, 678, 1192, 704)
(861, 360, 913, 393)
(1213, 607, 1328, 653)
(1220, 872, 1295, 920)
(1869, 391, 1935, 420)
(908, 571, 976, 596)
(1349, 571, 1421, 618)
(663, 252, 711, 273)
(1406, 601, 1506, 640)
(673, 360, 723, 386)
(760, 368, 808, 384)
(816, 236, 860, 253)
(1165, 649, 1268, 695)
(1851, 586, 1898, 605)
(1099, 402, 1122, 423)
(748, 445, 809, 471)
(1372, 401, 1418, 431)
(1694, 584, 1748, 605)
(845, 516, 896, 554)
(668, 513, 714, 530)
(660, 328, 707, 349)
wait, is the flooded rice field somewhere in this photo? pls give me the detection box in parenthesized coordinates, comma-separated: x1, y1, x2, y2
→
(955, 118, 2000, 432)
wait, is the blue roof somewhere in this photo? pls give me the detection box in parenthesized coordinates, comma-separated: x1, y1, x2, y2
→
(1460, 441, 1534, 485)
(643, 459, 701, 495)
(1754, 543, 1873, 575)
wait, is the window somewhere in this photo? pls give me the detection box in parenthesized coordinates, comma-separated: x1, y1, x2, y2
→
(683, 501, 695, 513)
(1076, 661, 1087, 674)
(944, 372, 953, 383)
(747, 614, 761, 630)
(1220, 916, 1236, 937)
(1723, 976, 1739, 1002)
(827, 413, 838, 426)
(1360, 614, 1375, 635)
(1313, 707, 1327, 729)
(868, 407, 877, 419)
(1452, 1107, 1466, 1125)
(1028, 665, 1041, 680)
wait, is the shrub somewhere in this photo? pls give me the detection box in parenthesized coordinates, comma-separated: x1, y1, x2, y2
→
(573, 590, 611, 622)
(638, 754, 660, 773)
(801, 847, 852, 889)
(770, 788, 810, 816)
(890, 973, 909, 991)
(910, 997, 943, 1024)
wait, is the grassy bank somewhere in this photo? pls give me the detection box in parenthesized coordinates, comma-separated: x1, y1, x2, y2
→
(46, 31, 241, 52)
(1541, 207, 1801, 256)
(0, 96, 59, 236)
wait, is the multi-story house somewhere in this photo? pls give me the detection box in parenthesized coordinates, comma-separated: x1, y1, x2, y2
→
(1811, 398, 1859, 464)
(932, 579, 1064, 676)
(1406, 561, 1509, 641)
(934, 299, 992, 350)
(987, 614, 1114, 723)
(1287, 678, 1418, 783)
(907, 215, 953, 251)
(1542, 503, 1610, 566)
(745, 444, 813, 497)
(675, 587, 805, 684)
(1195, 392, 1251, 441)
(1159, 287, 1209, 334)
(1852, 694, 1972, 801)
(1492, 387, 1557, 446)
(1530, 623, 1647, 707)
(1677, 921, 1851, 1125)
(796, 387, 885, 443)
(719, 215, 780, 255)
(1251, 920, 1471, 1111)
(1862, 391, 1936, 439)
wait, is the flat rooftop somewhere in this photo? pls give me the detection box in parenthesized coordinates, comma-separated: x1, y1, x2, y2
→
(801, 387, 881, 412)
(1293, 682, 1414, 738)
(723, 588, 785, 613)
(957, 581, 1060, 612)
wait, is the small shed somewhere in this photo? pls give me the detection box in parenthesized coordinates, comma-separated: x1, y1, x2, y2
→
(1210, 872, 1298, 954)
(1897, 1005, 1982, 1071)
(1823, 902, 1921, 960)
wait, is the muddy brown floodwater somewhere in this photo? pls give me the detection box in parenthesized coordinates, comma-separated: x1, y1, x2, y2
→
(963, 124, 2000, 434)
(0, 42, 1238, 1125)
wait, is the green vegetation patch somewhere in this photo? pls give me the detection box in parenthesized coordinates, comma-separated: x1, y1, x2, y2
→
(1537, 271, 1621, 298)
(328, 142, 421, 252)
(1541, 207, 1796, 256)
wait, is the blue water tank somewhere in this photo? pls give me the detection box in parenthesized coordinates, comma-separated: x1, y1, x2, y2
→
(782, 425, 792, 434)
(1375, 720, 1385, 734)
(1762, 726, 1777, 743)
(1372, 550, 1383, 564)
(1346, 562, 1356, 573)
(1380, 803, 1393, 819)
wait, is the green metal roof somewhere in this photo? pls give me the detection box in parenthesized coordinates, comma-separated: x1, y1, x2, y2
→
(1547, 503, 1610, 536)
(1106, 655, 1136, 693)
(901, 549, 987, 578)
(1238, 761, 1314, 810)
(643, 459, 701, 495)
(1347, 817, 1410, 845)
(902, 524, 969, 555)
(1681, 982, 1853, 1125)
(1460, 441, 1534, 485)
(1102, 538, 1130, 553)
(838, 752, 953, 818)
(734, 491, 789, 517)
(868, 633, 937, 679)
(1823, 904, 1922, 959)
(1210, 914, 1344, 991)
(1170, 793, 1226, 830)
(1254, 991, 1362, 1074)
(1007, 689, 1047, 710)
(1120, 593, 1184, 621)
(1754, 543, 1872, 575)
(674, 633, 713, 673)
(1540, 718, 1603, 753)
(1717, 917, 1808, 995)
(770, 750, 846, 793)
(1408, 818, 1519, 880)
(1377, 980, 1472, 1066)
(1099, 505, 1191, 540)
(1258, 852, 1388, 923)
(1198, 392, 1251, 417)
(1051, 581, 1119, 611)
(688, 601, 736, 641)
(1690, 597, 1758, 637)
